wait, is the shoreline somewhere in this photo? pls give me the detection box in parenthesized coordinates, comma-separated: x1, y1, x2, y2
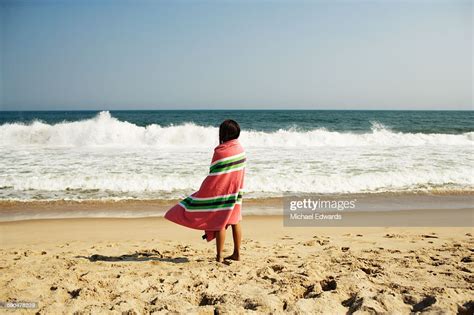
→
(0, 192, 472, 222)
(0, 207, 472, 228)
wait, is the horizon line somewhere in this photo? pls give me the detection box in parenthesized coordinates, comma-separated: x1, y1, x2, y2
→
(1, 108, 473, 112)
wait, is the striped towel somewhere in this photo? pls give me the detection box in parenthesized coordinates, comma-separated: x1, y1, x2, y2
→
(164, 139, 246, 241)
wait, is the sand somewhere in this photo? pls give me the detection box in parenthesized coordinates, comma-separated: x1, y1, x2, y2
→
(0, 211, 473, 314)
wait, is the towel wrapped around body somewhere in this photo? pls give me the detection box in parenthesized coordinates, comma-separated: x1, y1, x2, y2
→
(164, 139, 245, 241)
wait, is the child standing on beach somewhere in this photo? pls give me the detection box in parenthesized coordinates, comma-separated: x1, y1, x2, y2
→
(165, 120, 246, 262)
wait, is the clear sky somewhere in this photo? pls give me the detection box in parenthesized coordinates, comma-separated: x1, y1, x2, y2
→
(0, 0, 472, 110)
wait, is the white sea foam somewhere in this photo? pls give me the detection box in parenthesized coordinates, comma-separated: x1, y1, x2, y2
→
(0, 111, 472, 148)
(0, 111, 473, 201)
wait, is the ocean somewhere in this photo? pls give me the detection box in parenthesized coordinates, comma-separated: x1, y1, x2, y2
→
(0, 110, 473, 202)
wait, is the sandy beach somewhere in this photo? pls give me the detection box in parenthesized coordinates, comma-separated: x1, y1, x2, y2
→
(1, 210, 473, 314)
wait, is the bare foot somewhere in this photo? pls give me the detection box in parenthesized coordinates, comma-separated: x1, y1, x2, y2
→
(216, 255, 224, 263)
(224, 253, 240, 261)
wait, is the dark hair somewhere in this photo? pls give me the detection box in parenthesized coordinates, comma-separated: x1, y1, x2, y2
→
(219, 119, 240, 143)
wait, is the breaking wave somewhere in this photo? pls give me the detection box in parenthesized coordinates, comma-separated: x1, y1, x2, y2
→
(0, 111, 472, 147)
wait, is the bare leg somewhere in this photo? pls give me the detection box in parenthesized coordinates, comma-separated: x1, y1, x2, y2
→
(225, 223, 241, 261)
(215, 229, 226, 262)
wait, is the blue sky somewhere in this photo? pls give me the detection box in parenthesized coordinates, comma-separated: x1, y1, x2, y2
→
(0, 0, 472, 110)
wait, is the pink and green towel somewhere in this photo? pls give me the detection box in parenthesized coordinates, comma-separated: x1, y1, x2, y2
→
(165, 139, 246, 241)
